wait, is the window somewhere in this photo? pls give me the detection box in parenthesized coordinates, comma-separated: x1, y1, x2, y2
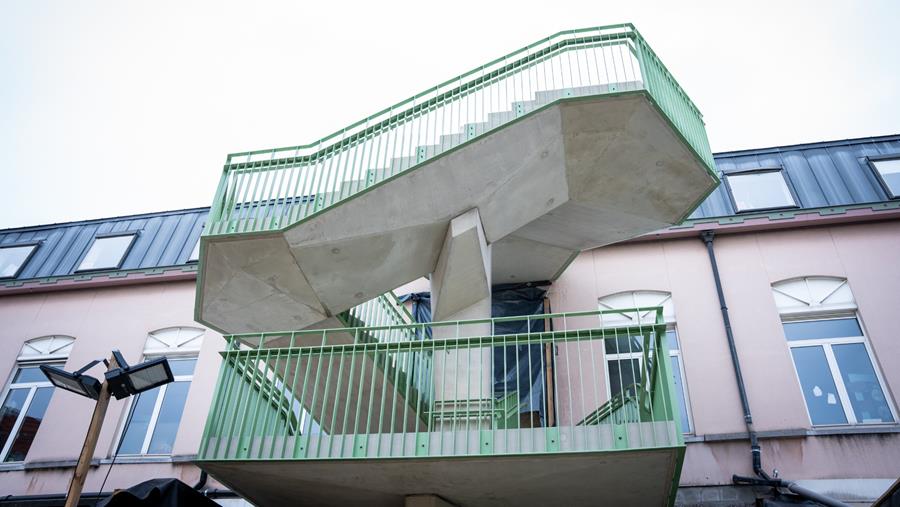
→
(773, 277, 896, 426)
(77, 234, 136, 272)
(598, 291, 692, 433)
(0, 244, 37, 279)
(0, 336, 74, 462)
(117, 327, 203, 455)
(725, 169, 797, 212)
(188, 240, 200, 262)
(870, 157, 900, 198)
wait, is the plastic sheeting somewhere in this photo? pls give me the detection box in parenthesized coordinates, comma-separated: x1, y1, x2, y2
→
(399, 284, 548, 423)
(97, 479, 219, 507)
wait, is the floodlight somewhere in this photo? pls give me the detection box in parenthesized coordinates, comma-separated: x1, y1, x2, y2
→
(40, 364, 102, 400)
(104, 351, 173, 400)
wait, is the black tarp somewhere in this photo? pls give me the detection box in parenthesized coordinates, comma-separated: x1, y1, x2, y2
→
(97, 479, 219, 507)
(399, 283, 549, 423)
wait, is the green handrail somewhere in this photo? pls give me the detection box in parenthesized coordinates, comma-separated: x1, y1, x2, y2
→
(198, 307, 683, 462)
(204, 25, 714, 237)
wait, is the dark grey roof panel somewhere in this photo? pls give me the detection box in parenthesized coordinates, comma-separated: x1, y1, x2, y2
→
(689, 134, 900, 219)
(2, 135, 899, 282)
(0, 208, 208, 281)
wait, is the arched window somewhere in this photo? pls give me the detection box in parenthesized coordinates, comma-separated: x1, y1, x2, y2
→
(772, 277, 895, 426)
(597, 291, 691, 433)
(117, 327, 204, 456)
(0, 336, 75, 462)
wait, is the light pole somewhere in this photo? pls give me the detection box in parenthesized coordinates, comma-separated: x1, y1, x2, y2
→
(40, 350, 174, 507)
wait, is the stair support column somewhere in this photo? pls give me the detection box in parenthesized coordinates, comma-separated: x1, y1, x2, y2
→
(430, 208, 493, 432)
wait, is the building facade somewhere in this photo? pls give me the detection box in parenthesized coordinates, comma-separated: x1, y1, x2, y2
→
(2, 26, 900, 507)
(2, 135, 898, 506)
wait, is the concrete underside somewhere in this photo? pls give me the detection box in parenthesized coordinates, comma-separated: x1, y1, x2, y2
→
(198, 92, 717, 333)
(202, 446, 681, 507)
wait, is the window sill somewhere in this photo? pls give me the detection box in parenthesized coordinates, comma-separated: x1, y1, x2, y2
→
(684, 424, 900, 443)
(1, 455, 198, 472)
(100, 454, 197, 465)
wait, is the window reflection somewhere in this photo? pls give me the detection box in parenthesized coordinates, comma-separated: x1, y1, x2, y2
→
(791, 346, 847, 425)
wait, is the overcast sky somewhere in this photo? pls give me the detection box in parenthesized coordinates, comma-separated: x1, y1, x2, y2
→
(2, 0, 899, 229)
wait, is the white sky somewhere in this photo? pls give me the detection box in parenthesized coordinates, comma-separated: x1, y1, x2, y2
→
(2, 0, 899, 229)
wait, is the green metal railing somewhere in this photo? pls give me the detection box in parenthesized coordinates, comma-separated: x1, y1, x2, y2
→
(204, 24, 715, 237)
(198, 306, 684, 462)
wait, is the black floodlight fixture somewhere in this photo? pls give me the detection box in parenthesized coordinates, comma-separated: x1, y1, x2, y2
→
(104, 350, 173, 400)
(40, 361, 103, 400)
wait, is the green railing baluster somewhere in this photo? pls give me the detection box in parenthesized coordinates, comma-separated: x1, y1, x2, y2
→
(205, 27, 715, 237)
(200, 307, 684, 464)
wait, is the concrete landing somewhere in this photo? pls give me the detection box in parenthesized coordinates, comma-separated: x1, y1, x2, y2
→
(197, 92, 717, 334)
(201, 445, 683, 506)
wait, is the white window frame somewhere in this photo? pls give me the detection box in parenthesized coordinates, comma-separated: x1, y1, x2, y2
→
(0, 243, 39, 280)
(188, 240, 200, 262)
(0, 363, 59, 462)
(114, 327, 204, 456)
(724, 168, 798, 213)
(117, 355, 195, 456)
(783, 313, 897, 426)
(598, 291, 693, 433)
(76, 233, 137, 272)
(869, 156, 900, 199)
(0, 336, 75, 462)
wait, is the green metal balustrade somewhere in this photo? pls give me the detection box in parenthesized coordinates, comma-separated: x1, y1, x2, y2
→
(198, 306, 684, 466)
(203, 24, 715, 237)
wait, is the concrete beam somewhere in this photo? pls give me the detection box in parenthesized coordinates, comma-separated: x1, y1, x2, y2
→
(431, 208, 491, 322)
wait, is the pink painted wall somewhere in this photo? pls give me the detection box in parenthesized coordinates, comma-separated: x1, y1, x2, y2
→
(0, 280, 227, 496)
(1, 219, 898, 497)
(551, 220, 900, 484)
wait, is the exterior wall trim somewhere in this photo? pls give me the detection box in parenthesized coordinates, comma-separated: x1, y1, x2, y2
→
(0, 265, 198, 296)
(632, 202, 900, 242)
(684, 424, 900, 443)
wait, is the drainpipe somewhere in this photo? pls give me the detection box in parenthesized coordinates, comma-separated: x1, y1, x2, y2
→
(194, 470, 208, 490)
(700, 231, 850, 507)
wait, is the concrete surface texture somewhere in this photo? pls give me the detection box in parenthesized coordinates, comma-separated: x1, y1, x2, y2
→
(202, 447, 681, 507)
(197, 93, 717, 334)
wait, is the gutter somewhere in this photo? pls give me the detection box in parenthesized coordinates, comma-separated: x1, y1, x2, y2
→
(700, 231, 851, 507)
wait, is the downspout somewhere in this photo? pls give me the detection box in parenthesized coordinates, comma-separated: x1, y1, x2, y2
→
(700, 231, 850, 507)
(193, 470, 208, 490)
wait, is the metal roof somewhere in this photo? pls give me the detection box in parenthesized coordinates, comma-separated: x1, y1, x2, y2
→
(690, 133, 900, 219)
(0, 207, 207, 282)
(1, 134, 898, 283)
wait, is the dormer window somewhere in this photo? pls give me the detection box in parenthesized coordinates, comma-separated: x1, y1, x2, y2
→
(0, 244, 37, 279)
(870, 157, 900, 198)
(76, 234, 136, 272)
(188, 240, 200, 263)
(725, 169, 797, 212)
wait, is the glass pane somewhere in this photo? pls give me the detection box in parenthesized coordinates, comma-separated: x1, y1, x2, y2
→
(5, 387, 53, 462)
(791, 346, 847, 425)
(670, 359, 691, 432)
(118, 388, 161, 454)
(666, 329, 679, 351)
(0, 389, 30, 453)
(77, 235, 134, 271)
(147, 382, 190, 454)
(13, 367, 48, 384)
(189, 240, 200, 261)
(832, 343, 894, 424)
(0, 245, 35, 278)
(783, 318, 862, 341)
(874, 159, 900, 196)
(608, 358, 641, 399)
(727, 171, 796, 211)
(167, 358, 197, 377)
(605, 335, 644, 355)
